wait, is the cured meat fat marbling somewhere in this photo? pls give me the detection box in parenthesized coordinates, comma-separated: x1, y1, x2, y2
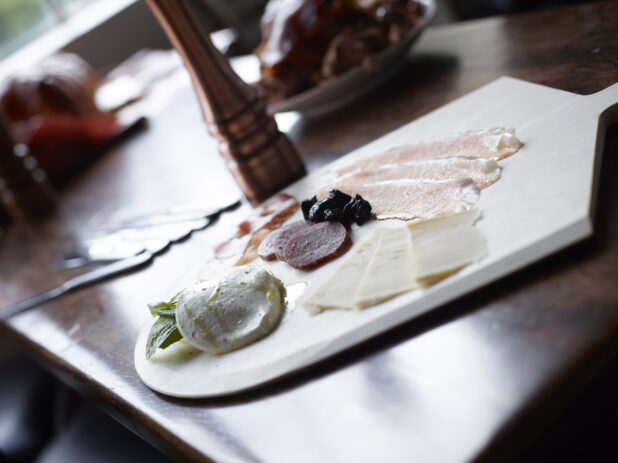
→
(335, 157, 501, 190)
(337, 127, 523, 176)
(214, 193, 299, 264)
(325, 128, 523, 220)
(335, 179, 480, 220)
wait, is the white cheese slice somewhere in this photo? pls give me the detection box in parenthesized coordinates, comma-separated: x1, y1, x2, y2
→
(409, 209, 487, 282)
(305, 210, 487, 314)
(355, 227, 419, 308)
(304, 229, 382, 312)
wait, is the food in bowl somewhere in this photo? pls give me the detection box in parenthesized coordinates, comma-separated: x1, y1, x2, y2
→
(254, 0, 425, 103)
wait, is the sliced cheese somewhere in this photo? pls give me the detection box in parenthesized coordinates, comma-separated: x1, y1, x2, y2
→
(305, 209, 487, 314)
(409, 209, 487, 282)
(355, 227, 419, 308)
(304, 229, 382, 312)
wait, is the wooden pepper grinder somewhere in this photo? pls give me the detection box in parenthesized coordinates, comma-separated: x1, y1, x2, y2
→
(144, 0, 306, 203)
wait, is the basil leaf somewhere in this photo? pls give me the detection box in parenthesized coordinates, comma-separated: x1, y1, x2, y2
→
(170, 290, 183, 304)
(145, 315, 182, 360)
(148, 289, 185, 317)
(147, 300, 176, 317)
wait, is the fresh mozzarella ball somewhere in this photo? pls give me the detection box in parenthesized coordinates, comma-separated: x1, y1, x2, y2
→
(175, 266, 285, 354)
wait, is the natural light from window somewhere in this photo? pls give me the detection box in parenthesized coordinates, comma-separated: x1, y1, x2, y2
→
(0, 0, 96, 59)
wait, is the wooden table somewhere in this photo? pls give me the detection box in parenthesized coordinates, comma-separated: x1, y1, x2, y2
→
(1, 2, 617, 461)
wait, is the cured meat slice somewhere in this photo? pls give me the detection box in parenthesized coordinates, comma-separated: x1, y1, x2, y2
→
(213, 234, 252, 260)
(334, 157, 501, 190)
(239, 192, 299, 236)
(273, 220, 313, 261)
(284, 221, 350, 270)
(214, 193, 299, 264)
(335, 179, 480, 220)
(256, 229, 281, 261)
(236, 229, 272, 266)
(337, 128, 523, 175)
(258, 220, 313, 261)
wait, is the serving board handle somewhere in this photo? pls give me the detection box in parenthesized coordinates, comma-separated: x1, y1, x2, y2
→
(587, 82, 618, 124)
(572, 82, 618, 228)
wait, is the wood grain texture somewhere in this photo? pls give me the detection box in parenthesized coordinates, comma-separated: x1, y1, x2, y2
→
(0, 2, 617, 462)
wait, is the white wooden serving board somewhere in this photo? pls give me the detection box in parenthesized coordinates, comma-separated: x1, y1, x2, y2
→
(135, 77, 618, 398)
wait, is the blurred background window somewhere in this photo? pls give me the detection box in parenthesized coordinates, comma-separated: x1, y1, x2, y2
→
(0, 0, 96, 60)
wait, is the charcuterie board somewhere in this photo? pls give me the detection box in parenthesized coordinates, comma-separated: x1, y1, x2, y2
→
(135, 76, 618, 398)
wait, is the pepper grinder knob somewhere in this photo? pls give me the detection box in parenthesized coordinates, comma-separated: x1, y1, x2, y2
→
(144, 0, 306, 203)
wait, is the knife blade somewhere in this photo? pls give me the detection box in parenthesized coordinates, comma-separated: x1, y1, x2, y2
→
(101, 197, 241, 232)
(1, 251, 154, 320)
(2, 199, 242, 318)
(56, 197, 240, 269)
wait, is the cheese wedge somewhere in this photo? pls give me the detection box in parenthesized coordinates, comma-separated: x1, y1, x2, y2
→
(304, 229, 382, 312)
(409, 209, 487, 282)
(355, 227, 419, 308)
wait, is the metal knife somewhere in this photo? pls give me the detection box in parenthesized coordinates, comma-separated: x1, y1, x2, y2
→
(1, 251, 154, 320)
(101, 197, 241, 232)
(56, 197, 241, 269)
(1, 197, 243, 318)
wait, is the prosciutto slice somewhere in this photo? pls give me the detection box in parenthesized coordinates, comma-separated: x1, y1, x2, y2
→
(337, 128, 523, 175)
(335, 157, 501, 190)
(335, 179, 480, 220)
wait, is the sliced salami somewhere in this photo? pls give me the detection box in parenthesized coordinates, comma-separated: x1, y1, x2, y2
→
(274, 220, 313, 261)
(283, 221, 351, 270)
(214, 193, 299, 264)
(258, 220, 312, 261)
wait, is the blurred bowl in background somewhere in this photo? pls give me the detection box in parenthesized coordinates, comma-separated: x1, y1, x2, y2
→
(249, 0, 436, 116)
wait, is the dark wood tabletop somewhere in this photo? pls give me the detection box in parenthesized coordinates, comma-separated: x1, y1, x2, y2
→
(1, 2, 617, 462)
